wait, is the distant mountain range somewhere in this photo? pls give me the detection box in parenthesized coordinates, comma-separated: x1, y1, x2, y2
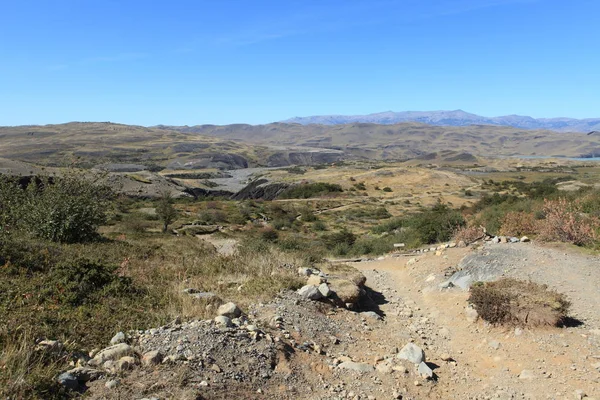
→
(282, 110, 600, 133)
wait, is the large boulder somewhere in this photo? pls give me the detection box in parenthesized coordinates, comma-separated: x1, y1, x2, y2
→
(327, 277, 363, 304)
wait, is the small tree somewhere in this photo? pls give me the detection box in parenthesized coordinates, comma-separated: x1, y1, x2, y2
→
(156, 191, 177, 233)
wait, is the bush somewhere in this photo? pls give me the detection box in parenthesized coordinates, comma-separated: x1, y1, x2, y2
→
(323, 229, 356, 249)
(382, 187, 393, 192)
(537, 198, 600, 246)
(499, 211, 537, 237)
(0, 174, 114, 243)
(278, 182, 343, 199)
(47, 258, 132, 306)
(469, 278, 570, 326)
(406, 202, 466, 244)
(312, 220, 327, 231)
(260, 227, 278, 242)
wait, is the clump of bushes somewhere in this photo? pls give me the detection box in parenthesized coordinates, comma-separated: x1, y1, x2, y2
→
(536, 198, 600, 246)
(469, 278, 570, 327)
(278, 182, 343, 199)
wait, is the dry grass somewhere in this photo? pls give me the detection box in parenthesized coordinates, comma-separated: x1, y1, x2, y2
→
(469, 278, 570, 327)
(0, 331, 70, 399)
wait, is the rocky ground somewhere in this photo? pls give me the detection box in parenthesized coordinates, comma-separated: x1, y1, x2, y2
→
(57, 240, 600, 400)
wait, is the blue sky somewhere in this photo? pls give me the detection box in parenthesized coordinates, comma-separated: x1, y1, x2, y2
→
(1, 0, 599, 125)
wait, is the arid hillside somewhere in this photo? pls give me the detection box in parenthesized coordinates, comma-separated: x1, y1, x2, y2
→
(161, 122, 600, 159)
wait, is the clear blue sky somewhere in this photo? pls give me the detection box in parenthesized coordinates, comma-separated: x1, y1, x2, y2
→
(1, 0, 599, 125)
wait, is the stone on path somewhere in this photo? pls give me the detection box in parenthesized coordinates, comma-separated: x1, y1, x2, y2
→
(397, 343, 425, 364)
(418, 361, 433, 378)
(338, 361, 375, 373)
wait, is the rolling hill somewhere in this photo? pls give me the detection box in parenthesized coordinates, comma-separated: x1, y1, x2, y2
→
(281, 110, 600, 133)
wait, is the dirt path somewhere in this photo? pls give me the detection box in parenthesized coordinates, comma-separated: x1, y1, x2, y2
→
(352, 242, 600, 399)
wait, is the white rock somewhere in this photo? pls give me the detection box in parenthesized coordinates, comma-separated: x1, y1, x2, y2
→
(397, 343, 425, 364)
(214, 315, 232, 327)
(217, 302, 241, 318)
(88, 343, 133, 366)
(520, 236, 530, 242)
(318, 283, 331, 298)
(418, 361, 433, 378)
(297, 285, 323, 300)
(110, 332, 126, 345)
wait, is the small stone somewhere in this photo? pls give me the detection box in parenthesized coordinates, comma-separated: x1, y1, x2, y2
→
(66, 367, 104, 382)
(57, 372, 79, 390)
(440, 353, 453, 361)
(110, 332, 126, 345)
(338, 361, 374, 373)
(214, 315, 232, 327)
(211, 364, 222, 373)
(465, 305, 479, 323)
(116, 356, 136, 371)
(361, 311, 382, 320)
(142, 350, 163, 366)
(318, 283, 331, 298)
(297, 285, 323, 300)
(397, 343, 425, 364)
(88, 343, 133, 366)
(418, 361, 433, 379)
(488, 340, 501, 350)
(457, 240, 466, 248)
(514, 327, 523, 336)
(574, 389, 586, 400)
(520, 236, 530, 242)
(298, 267, 313, 276)
(519, 369, 535, 380)
(217, 302, 241, 318)
(105, 379, 119, 389)
(36, 340, 64, 354)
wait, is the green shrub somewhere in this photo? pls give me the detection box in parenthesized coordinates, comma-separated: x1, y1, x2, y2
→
(313, 220, 327, 231)
(261, 227, 279, 242)
(278, 182, 343, 199)
(405, 202, 465, 244)
(323, 229, 356, 249)
(0, 174, 114, 243)
(47, 258, 133, 306)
